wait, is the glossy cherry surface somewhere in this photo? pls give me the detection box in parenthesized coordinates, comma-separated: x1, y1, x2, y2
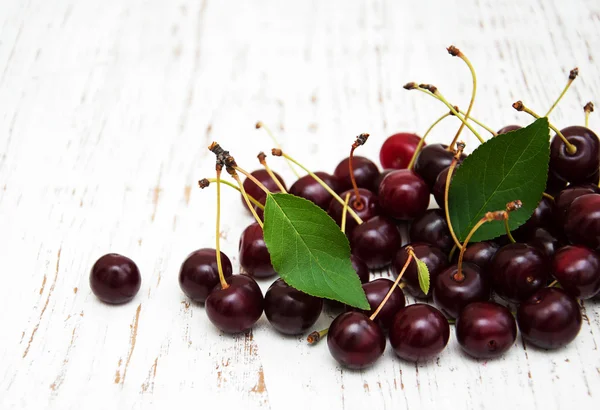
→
(456, 302, 517, 359)
(456, 241, 499, 270)
(527, 227, 564, 259)
(289, 172, 340, 210)
(239, 222, 276, 278)
(433, 263, 491, 319)
(334, 156, 380, 193)
(378, 169, 430, 220)
(389, 304, 449, 362)
(432, 166, 451, 209)
(489, 243, 549, 303)
(554, 184, 600, 227)
(379, 132, 423, 170)
(242, 169, 286, 210)
(392, 243, 449, 298)
(564, 194, 600, 252)
(550, 126, 600, 183)
(409, 209, 453, 253)
(90, 253, 141, 304)
(348, 278, 406, 331)
(264, 278, 323, 335)
(205, 275, 264, 334)
(517, 287, 582, 349)
(327, 311, 386, 369)
(552, 245, 600, 299)
(351, 254, 370, 283)
(328, 188, 379, 236)
(350, 216, 401, 269)
(414, 143, 465, 188)
(513, 197, 554, 239)
(179, 248, 233, 303)
(497, 124, 522, 134)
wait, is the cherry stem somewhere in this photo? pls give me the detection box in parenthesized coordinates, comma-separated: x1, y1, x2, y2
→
(200, 178, 265, 210)
(307, 328, 329, 345)
(545, 68, 578, 117)
(457, 108, 497, 136)
(584, 102, 594, 129)
(349, 133, 369, 210)
(256, 121, 300, 178)
(232, 173, 264, 229)
(447, 46, 478, 150)
(542, 192, 555, 202)
(407, 111, 452, 170)
(233, 166, 272, 195)
(272, 149, 364, 224)
(214, 167, 229, 290)
(548, 280, 559, 288)
(448, 244, 458, 262)
(444, 144, 466, 250)
(341, 192, 351, 234)
(504, 216, 517, 244)
(370, 247, 414, 321)
(258, 152, 287, 193)
(512, 101, 577, 154)
(455, 213, 501, 281)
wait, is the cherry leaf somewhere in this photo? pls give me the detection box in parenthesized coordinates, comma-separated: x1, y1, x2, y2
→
(415, 257, 430, 295)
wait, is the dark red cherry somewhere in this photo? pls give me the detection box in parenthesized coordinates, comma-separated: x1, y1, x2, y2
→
(527, 227, 565, 259)
(433, 263, 491, 319)
(334, 156, 380, 193)
(546, 170, 568, 195)
(264, 278, 323, 335)
(90, 253, 141, 304)
(239, 222, 276, 279)
(350, 216, 401, 269)
(351, 254, 370, 283)
(552, 245, 600, 299)
(565, 194, 600, 252)
(289, 172, 340, 210)
(379, 132, 423, 170)
(242, 169, 286, 211)
(490, 243, 549, 303)
(456, 302, 517, 359)
(554, 184, 600, 228)
(513, 197, 555, 240)
(179, 248, 233, 303)
(205, 274, 264, 333)
(378, 170, 430, 220)
(455, 241, 499, 270)
(392, 243, 449, 298)
(517, 287, 582, 349)
(347, 278, 406, 331)
(327, 311, 385, 369)
(550, 126, 600, 183)
(497, 125, 522, 134)
(375, 169, 395, 189)
(327, 188, 379, 236)
(389, 304, 449, 362)
(409, 209, 453, 253)
(432, 166, 451, 209)
(414, 144, 466, 188)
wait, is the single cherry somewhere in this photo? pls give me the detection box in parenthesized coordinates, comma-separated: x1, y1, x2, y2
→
(454, 241, 499, 271)
(241, 169, 286, 210)
(327, 311, 385, 369)
(432, 166, 451, 209)
(552, 245, 600, 299)
(179, 248, 233, 303)
(497, 125, 522, 134)
(334, 156, 380, 193)
(239, 222, 276, 279)
(414, 143, 465, 188)
(409, 209, 454, 253)
(350, 216, 401, 269)
(351, 254, 370, 283)
(327, 188, 379, 236)
(564, 194, 600, 252)
(433, 263, 491, 319)
(347, 278, 406, 331)
(456, 301, 517, 359)
(554, 184, 600, 228)
(205, 274, 264, 334)
(90, 253, 141, 304)
(517, 287, 582, 349)
(379, 132, 423, 170)
(527, 227, 565, 259)
(289, 172, 341, 210)
(389, 304, 449, 362)
(392, 243, 449, 298)
(550, 126, 600, 184)
(264, 278, 323, 335)
(378, 170, 430, 221)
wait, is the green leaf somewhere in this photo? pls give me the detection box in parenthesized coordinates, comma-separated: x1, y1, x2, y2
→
(415, 257, 430, 295)
(263, 193, 370, 310)
(448, 118, 550, 242)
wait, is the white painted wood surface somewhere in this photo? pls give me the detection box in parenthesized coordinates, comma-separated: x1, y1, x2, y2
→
(1, 0, 599, 409)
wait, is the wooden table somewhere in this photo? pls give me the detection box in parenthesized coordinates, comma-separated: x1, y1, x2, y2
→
(1, 0, 599, 408)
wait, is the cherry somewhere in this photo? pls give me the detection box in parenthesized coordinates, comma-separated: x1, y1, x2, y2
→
(432, 166, 451, 209)
(392, 243, 449, 298)
(552, 245, 600, 299)
(414, 143, 465, 188)
(239, 222, 277, 279)
(327, 188, 379, 236)
(546, 170, 568, 195)
(350, 216, 401, 269)
(90, 253, 141, 304)
(554, 184, 599, 228)
(389, 304, 449, 362)
(379, 132, 423, 170)
(179, 248, 233, 303)
(564, 194, 600, 252)
(456, 301, 517, 359)
(409, 209, 453, 253)
(334, 156, 380, 193)
(517, 287, 582, 349)
(550, 126, 600, 184)
(351, 254, 370, 283)
(489, 243, 549, 303)
(455, 241, 499, 271)
(242, 169, 286, 210)
(378, 170, 430, 220)
(289, 172, 341, 210)
(527, 227, 565, 259)
(264, 278, 323, 335)
(513, 197, 555, 240)
(497, 125, 522, 134)
(327, 311, 385, 369)
(433, 263, 490, 319)
(347, 278, 406, 331)
(205, 275, 264, 334)
(375, 169, 395, 189)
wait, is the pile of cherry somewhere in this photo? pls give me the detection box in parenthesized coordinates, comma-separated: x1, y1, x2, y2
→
(89, 65, 600, 372)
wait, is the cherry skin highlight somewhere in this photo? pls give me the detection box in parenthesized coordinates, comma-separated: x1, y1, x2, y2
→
(564, 194, 600, 252)
(327, 311, 386, 369)
(205, 275, 264, 334)
(379, 132, 423, 170)
(289, 172, 341, 210)
(378, 169, 430, 221)
(179, 248, 233, 303)
(433, 263, 491, 319)
(409, 209, 454, 253)
(389, 304, 450, 362)
(327, 188, 379, 236)
(90, 253, 141, 304)
(554, 184, 599, 228)
(392, 243, 449, 299)
(347, 278, 406, 331)
(350, 216, 401, 269)
(239, 222, 277, 279)
(552, 245, 600, 299)
(414, 143, 465, 188)
(550, 126, 600, 184)
(527, 227, 565, 259)
(334, 156, 380, 193)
